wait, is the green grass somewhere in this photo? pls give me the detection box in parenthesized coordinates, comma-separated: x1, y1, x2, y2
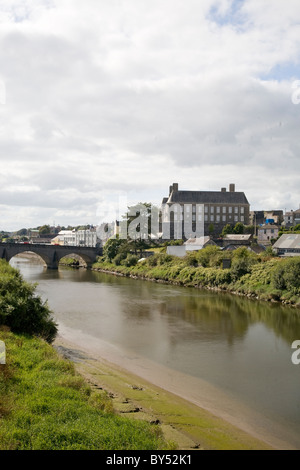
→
(0, 329, 167, 450)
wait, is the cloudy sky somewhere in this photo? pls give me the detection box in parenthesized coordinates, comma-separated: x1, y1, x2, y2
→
(0, 0, 300, 231)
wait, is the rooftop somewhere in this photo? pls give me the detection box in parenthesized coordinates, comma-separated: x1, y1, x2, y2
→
(273, 234, 300, 249)
(165, 183, 249, 205)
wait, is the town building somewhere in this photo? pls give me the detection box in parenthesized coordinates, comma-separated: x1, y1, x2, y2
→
(161, 183, 250, 239)
(250, 210, 283, 232)
(51, 229, 97, 247)
(222, 233, 253, 248)
(273, 234, 300, 257)
(184, 236, 217, 251)
(283, 208, 300, 228)
(257, 224, 279, 246)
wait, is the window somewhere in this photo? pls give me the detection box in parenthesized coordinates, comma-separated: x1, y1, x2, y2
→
(241, 207, 244, 214)
(241, 216, 244, 222)
(210, 206, 214, 213)
(222, 207, 226, 214)
(216, 206, 220, 213)
(192, 205, 196, 212)
(222, 215, 226, 222)
(192, 214, 196, 221)
(205, 214, 208, 222)
(205, 206, 208, 213)
(234, 207, 238, 214)
(210, 215, 214, 222)
(229, 207, 232, 213)
(216, 215, 220, 222)
(234, 215, 238, 222)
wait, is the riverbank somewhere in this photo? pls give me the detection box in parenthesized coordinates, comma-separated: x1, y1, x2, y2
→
(8, 255, 300, 449)
(90, 252, 300, 307)
(53, 334, 275, 450)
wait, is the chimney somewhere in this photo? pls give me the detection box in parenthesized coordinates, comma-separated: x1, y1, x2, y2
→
(229, 184, 235, 192)
(172, 183, 178, 192)
(221, 187, 226, 192)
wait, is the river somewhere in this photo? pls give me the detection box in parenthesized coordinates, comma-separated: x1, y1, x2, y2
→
(10, 256, 300, 449)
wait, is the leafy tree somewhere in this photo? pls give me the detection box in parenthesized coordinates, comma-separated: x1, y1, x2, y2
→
(17, 228, 28, 236)
(122, 202, 159, 254)
(39, 225, 51, 235)
(233, 222, 245, 234)
(221, 224, 233, 237)
(208, 223, 215, 235)
(103, 237, 127, 262)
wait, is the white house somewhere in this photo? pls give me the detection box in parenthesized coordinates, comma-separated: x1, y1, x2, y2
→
(51, 229, 97, 247)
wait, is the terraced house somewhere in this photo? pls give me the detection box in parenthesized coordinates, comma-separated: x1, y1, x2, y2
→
(161, 183, 250, 239)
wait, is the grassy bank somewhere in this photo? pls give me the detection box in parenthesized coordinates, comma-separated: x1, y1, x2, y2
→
(0, 259, 168, 450)
(0, 329, 167, 450)
(92, 247, 300, 307)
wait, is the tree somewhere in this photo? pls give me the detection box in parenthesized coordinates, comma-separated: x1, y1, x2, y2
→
(39, 225, 51, 235)
(122, 202, 159, 254)
(17, 228, 28, 236)
(221, 224, 232, 237)
(233, 222, 245, 234)
(103, 237, 127, 262)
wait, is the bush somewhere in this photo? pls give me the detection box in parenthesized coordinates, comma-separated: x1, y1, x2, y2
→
(122, 254, 138, 267)
(0, 260, 57, 343)
(272, 258, 300, 294)
(196, 246, 223, 268)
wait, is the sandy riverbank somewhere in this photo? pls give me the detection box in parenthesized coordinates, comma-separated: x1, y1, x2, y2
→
(53, 326, 298, 450)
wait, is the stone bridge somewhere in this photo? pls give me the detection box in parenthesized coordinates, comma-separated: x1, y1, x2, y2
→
(0, 242, 102, 269)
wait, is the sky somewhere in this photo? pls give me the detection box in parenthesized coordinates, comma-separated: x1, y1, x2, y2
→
(0, 0, 300, 231)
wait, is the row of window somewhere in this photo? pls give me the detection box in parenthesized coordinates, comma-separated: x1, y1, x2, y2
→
(172, 214, 245, 223)
(171, 205, 245, 214)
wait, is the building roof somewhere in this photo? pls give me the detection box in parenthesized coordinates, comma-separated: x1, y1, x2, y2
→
(224, 234, 252, 240)
(166, 190, 249, 205)
(184, 236, 212, 246)
(258, 224, 279, 229)
(273, 234, 300, 249)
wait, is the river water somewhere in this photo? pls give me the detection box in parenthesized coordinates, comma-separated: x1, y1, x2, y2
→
(10, 256, 300, 449)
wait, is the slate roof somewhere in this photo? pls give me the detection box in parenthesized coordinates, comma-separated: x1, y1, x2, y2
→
(224, 234, 252, 240)
(184, 236, 212, 245)
(166, 190, 249, 205)
(273, 234, 300, 249)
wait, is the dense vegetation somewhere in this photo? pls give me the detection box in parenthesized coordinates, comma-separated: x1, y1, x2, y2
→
(0, 329, 166, 450)
(95, 244, 300, 306)
(0, 260, 57, 342)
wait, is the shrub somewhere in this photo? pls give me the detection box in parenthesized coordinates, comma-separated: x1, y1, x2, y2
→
(0, 260, 57, 343)
(122, 254, 138, 267)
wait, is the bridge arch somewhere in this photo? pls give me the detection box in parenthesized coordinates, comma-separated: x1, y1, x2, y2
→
(9, 251, 51, 267)
(57, 253, 93, 268)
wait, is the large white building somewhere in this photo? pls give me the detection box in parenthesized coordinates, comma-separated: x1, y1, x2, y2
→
(51, 229, 97, 247)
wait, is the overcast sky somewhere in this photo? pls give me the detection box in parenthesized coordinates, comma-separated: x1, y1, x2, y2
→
(0, 0, 300, 231)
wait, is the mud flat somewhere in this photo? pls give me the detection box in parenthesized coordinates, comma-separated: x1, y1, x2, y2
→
(53, 328, 296, 450)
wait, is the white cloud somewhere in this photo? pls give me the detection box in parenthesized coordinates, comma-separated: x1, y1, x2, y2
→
(0, 0, 300, 230)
